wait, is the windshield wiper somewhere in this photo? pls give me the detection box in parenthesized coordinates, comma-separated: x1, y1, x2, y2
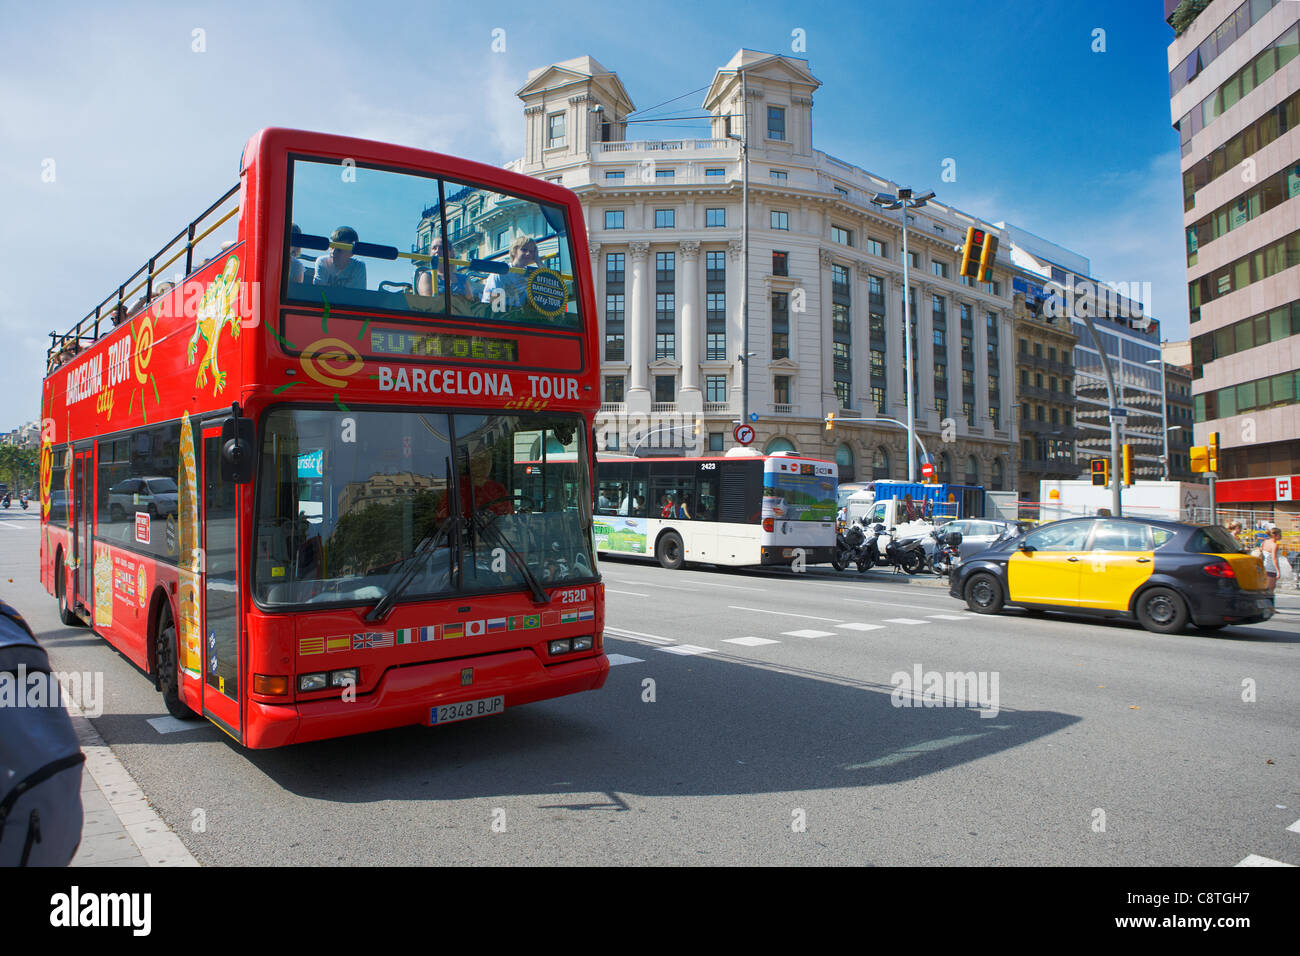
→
(363, 513, 459, 622)
(471, 508, 551, 606)
(365, 457, 458, 623)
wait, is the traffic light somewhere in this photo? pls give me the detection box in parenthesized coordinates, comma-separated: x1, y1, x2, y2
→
(1090, 458, 1109, 486)
(1122, 443, 1133, 486)
(1208, 431, 1219, 472)
(1190, 445, 1209, 472)
(825, 412, 835, 432)
(978, 233, 999, 283)
(960, 227, 987, 279)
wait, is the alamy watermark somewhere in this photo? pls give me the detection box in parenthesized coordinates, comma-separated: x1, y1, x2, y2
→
(0, 666, 103, 717)
(890, 664, 1000, 718)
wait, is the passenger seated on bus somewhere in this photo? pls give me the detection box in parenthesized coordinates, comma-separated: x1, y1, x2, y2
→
(288, 224, 310, 284)
(677, 498, 692, 520)
(660, 494, 674, 518)
(314, 226, 367, 289)
(415, 236, 472, 299)
(480, 236, 540, 311)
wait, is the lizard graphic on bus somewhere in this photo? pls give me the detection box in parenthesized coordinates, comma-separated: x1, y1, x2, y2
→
(188, 254, 243, 394)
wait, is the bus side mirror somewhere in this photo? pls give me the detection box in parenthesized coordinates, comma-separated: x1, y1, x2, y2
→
(221, 405, 256, 485)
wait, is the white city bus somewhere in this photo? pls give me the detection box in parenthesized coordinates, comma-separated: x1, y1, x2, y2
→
(594, 451, 837, 569)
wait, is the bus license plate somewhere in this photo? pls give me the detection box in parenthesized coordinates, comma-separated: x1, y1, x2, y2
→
(430, 695, 505, 725)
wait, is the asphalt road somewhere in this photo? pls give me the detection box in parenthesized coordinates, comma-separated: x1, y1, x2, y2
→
(5, 508, 1299, 866)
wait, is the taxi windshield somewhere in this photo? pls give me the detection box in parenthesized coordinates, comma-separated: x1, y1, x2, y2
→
(284, 157, 580, 329)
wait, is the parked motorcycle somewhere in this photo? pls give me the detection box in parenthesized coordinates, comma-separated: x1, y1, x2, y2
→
(929, 527, 963, 576)
(883, 528, 927, 574)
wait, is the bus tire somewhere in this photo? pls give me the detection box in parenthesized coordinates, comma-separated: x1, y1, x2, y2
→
(655, 531, 685, 571)
(55, 551, 81, 627)
(157, 606, 199, 720)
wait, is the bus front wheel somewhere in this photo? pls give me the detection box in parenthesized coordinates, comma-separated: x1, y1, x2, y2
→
(157, 606, 200, 721)
(656, 531, 685, 570)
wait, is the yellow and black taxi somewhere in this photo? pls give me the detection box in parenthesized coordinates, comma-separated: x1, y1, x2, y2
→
(949, 517, 1274, 634)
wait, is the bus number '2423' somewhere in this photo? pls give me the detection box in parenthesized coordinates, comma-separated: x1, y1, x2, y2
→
(559, 588, 589, 604)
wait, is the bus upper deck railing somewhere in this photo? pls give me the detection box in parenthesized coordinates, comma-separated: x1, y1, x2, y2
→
(46, 184, 240, 373)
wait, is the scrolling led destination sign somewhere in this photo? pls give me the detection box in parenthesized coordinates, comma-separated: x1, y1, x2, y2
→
(369, 329, 520, 363)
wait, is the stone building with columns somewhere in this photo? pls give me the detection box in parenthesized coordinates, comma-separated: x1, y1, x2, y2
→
(506, 51, 1018, 489)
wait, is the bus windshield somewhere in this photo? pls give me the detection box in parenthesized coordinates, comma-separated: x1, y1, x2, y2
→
(285, 157, 582, 329)
(254, 408, 594, 607)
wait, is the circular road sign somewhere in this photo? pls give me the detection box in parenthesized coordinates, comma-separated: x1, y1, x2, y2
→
(733, 424, 755, 446)
(921, 462, 935, 478)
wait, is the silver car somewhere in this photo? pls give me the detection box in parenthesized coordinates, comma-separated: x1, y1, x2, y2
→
(942, 519, 1021, 561)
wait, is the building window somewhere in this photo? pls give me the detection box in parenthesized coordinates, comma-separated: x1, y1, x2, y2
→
(705, 168, 726, 179)
(605, 333, 623, 362)
(655, 209, 675, 228)
(706, 375, 727, 404)
(772, 251, 788, 276)
(772, 292, 790, 360)
(873, 446, 890, 479)
(606, 253, 625, 283)
(872, 386, 887, 414)
(768, 106, 786, 141)
(832, 225, 853, 246)
(867, 238, 887, 258)
(605, 170, 624, 181)
(705, 208, 726, 227)
(655, 376, 675, 403)
(774, 375, 791, 405)
(655, 169, 675, 181)
(771, 211, 789, 231)
(906, 251, 919, 268)
(655, 333, 675, 359)
(604, 377, 624, 403)
(604, 210, 624, 230)
(931, 260, 949, 278)
(707, 332, 727, 362)
(834, 185, 849, 197)
(548, 112, 566, 148)
(770, 169, 788, 182)
(708, 432, 725, 452)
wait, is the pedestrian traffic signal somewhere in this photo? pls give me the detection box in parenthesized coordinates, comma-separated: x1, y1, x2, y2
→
(978, 233, 999, 283)
(1122, 443, 1133, 486)
(824, 412, 835, 432)
(960, 227, 987, 279)
(1208, 431, 1219, 472)
(1090, 458, 1109, 486)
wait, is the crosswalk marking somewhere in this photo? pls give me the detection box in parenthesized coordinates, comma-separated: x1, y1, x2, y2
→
(728, 605, 843, 622)
(724, 637, 780, 646)
(836, 623, 884, 632)
(658, 644, 713, 656)
(883, 618, 928, 625)
(927, 614, 967, 621)
(1236, 854, 1296, 867)
(781, 629, 834, 639)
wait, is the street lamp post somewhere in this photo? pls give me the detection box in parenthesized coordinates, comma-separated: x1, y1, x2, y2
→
(871, 187, 935, 482)
(1146, 351, 1169, 481)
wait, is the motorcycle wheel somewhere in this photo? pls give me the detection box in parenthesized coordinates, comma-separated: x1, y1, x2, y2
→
(831, 548, 847, 572)
(901, 550, 925, 575)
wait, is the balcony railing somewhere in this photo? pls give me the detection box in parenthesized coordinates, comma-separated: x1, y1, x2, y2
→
(771, 403, 794, 415)
(651, 402, 677, 413)
(598, 403, 625, 414)
(597, 139, 735, 153)
(703, 402, 731, 414)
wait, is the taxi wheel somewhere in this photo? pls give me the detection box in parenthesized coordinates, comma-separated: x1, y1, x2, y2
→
(964, 573, 1004, 614)
(1135, 587, 1189, 635)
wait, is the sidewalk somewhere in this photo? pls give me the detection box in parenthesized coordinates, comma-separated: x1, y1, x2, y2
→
(64, 695, 198, 867)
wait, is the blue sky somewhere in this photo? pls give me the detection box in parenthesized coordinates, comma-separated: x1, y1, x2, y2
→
(0, 0, 1186, 429)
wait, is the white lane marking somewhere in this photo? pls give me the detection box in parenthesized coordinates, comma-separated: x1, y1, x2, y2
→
(727, 605, 843, 622)
(606, 654, 645, 666)
(658, 644, 713, 656)
(1236, 854, 1296, 867)
(688, 581, 763, 591)
(146, 715, 209, 735)
(837, 622, 884, 632)
(601, 573, 761, 592)
(724, 636, 780, 646)
(605, 626, 674, 645)
(782, 629, 834, 639)
(0, 521, 24, 529)
(927, 614, 968, 620)
(605, 588, 650, 597)
(607, 580, 702, 592)
(883, 618, 928, 625)
(844, 732, 990, 770)
(1286, 819, 1300, 834)
(841, 597, 965, 613)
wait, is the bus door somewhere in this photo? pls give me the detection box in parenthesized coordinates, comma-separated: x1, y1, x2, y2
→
(200, 425, 242, 739)
(73, 448, 93, 617)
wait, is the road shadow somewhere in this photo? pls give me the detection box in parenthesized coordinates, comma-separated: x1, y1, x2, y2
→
(96, 638, 1081, 807)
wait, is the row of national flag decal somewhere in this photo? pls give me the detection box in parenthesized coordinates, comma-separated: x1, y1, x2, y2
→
(297, 608, 595, 656)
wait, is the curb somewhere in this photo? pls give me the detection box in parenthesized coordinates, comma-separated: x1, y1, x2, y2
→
(64, 693, 199, 867)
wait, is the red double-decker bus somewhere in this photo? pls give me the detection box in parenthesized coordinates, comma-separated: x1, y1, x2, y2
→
(39, 128, 607, 748)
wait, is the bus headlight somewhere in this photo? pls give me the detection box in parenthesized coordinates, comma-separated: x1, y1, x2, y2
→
(298, 672, 328, 692)
(572, 636, 593, 652)
(330, 669, 359, 688)
(548, 639, 573, 656)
